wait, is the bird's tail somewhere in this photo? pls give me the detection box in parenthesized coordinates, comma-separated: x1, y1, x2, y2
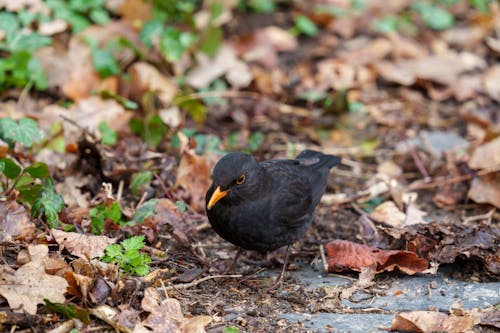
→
(296, 150, 341, 169)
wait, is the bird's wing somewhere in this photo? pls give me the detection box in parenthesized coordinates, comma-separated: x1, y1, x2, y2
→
(263, 161, 315, 228)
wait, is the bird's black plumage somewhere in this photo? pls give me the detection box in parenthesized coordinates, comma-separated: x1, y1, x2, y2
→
(205, 150, 340, 252)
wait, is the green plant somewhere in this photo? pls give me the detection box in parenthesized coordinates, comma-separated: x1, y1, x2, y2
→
(130, 115, 168, 148)
(102, 235, 152, 276)
(130, 171, 153, 196)
(0, 118, 63, 227)
(89, 201, 124, 234)
(291, 15, 319, 37)
(140, 0, 225, 63)
(98, 121, 118, 146)
(45, 0, 111, 32)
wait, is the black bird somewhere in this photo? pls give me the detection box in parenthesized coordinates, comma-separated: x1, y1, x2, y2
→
(205, 150, 341, 286)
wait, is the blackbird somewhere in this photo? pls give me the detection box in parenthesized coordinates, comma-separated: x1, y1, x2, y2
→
(205, 150, 341, 286)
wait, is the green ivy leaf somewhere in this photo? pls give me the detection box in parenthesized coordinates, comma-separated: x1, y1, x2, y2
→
(413, 1, 454, 30)
(249, 0, 275, 13)
(294, 15, 319, 36)
(90, 48, 120, 78)
(24, 162, 49, 179)
(32, 180, 64, 228)
(132, 199, 157, 224)
(140, 19, 164, 47)
(98, 121, 118, 145)
(130, 171, 153, 195)
(0, 158, 21, 179)
(0, 118, 44, 148)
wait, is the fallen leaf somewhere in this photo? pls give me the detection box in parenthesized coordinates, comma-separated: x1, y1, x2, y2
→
(52, 229, 117, 259)
(142, 287, 212, 333)
(467, 174, 500, 209)
(186, 45, 240, 89)
(38, 19, 68, 36)
(153, 199, 191, 247)
(483, 65, 500, 102)
(390, 311, 480, 333)
(468, 136, 500, 170)
(0, 244, 68, 315)
(128, 62, 178, 105)
(0, 200, 37, 241)
(370, 201, 405, 228)
(326, 240, 428, 275)
(175, 150, 211, 213)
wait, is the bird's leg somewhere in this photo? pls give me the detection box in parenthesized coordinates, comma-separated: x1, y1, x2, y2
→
(223, 247, 242, 274)
(268, 244, 291, 290)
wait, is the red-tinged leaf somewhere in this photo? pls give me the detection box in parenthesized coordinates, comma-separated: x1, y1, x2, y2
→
(326, 240, 428, 275)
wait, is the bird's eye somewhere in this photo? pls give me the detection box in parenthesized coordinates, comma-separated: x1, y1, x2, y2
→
(236, 174, 246, 185)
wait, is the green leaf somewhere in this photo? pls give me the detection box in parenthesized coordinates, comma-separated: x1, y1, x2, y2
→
(469, 0, 490, 13)
(0, 158, 21, 179)
(294, 15, 319, 36)
(160, 27, 186, 62)
(89, 202, 123, 234)
(44, 299, 91, 324)
(89, 8, 110, 24)
(24, 162, 49, 179)
(249, 0, 275, 13)
(140, 19, 164, 47)
(103, 244, 122, 260)
(200, 26, 221, 57)
(16, 183, 43, 207)
(0, 12, 20, 40)
(98, 121, 118, 145)
(225, 327, 239, 333)
(130, 171, 153, 195)
(32, 180, 64, 228)
(0, 118, 44, 148)
(248, 132, 264, 152)
(122, 235, 145, 252)
(413, 1, 454, 30)
(132, 199, 157, 224)
(28, 57, 48, 90)
(174, 200, 187, 213)
(90, 48, 121, 78)
(145, 116, 167, 148)
(373, 16, 399, 34)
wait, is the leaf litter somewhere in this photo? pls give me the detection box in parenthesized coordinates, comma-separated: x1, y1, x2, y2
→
(0, 0, 499, 332)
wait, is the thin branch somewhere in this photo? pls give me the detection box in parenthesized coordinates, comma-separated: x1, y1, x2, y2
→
(162, 274, 242, 291)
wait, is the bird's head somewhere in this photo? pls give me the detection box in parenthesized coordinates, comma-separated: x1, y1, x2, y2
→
(206, 152, 261, 210)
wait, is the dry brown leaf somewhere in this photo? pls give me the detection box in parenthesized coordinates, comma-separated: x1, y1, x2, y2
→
(468, 136, 500, 170)
(338, 38, 392, 65)
(0, 245, 68, 315)
(142, 287, 212, 333)
(186, 45, 239, 89)
(467, 174, 500, 209)
(370, 201, 406, 228)
(72, 96, 132, 132)
(0, 200, 36, 241)
(390, 311, 480, 333)
(483, 65, 500, 102)
(376, 53, 486, 87)
(175, 150, 211, 213)
(153, 198, 191, 246)
(52, 229, 117, 259)
(128, 62, 178, 105)
(326, 240, 428, 275)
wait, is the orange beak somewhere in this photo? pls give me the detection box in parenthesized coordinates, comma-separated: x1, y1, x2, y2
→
(207, 186, 228, 210)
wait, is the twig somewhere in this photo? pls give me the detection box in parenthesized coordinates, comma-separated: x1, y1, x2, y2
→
(173, 90, 261, 105)
(319, 244, 328, 274)
(408, 165, 500, 191)
(162, 274, 241, 291)
(462, 208, 496, 225)
(407, 144, 430, 181)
